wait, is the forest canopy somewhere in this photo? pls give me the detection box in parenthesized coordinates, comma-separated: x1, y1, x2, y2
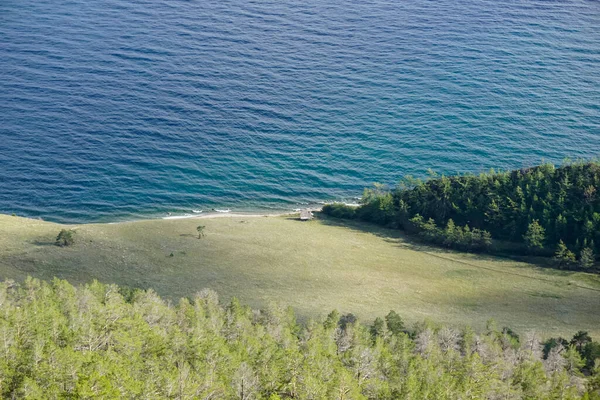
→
(0, 278, 599, 399)
(323, 161, 600, 271)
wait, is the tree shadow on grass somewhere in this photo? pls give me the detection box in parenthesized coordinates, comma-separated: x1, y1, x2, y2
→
(313, 213, 595, 284)
(315, 213, 416, 244)
(317, 213, 505, 256)
(31, 239, 56, 247)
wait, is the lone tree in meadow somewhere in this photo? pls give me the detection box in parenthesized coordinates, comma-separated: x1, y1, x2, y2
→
(523, 220, 545, 252)
(55, 229, 75, 247)
(196, 225, 206, 239)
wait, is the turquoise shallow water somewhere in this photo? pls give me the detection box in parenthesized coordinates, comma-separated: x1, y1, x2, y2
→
(1, 0, 599, 223)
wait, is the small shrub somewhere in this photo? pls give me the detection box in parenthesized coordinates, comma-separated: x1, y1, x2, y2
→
(55, 229, 75, 247)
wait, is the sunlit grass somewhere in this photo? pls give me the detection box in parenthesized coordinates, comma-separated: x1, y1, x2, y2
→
(0, 213, 598, 337)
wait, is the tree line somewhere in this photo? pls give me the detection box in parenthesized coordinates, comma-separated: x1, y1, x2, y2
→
(323, 161, 600, 271)
(0, 278, 599, 399)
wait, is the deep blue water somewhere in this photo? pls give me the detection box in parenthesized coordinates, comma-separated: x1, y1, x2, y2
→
(1, 0, 599, 223)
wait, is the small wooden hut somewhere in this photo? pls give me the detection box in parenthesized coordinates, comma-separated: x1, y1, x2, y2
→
(300, 209, 313, 221)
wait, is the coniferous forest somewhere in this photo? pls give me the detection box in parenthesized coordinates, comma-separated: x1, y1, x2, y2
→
(1, 278, 600, 399)
(323, 161, 600, 271)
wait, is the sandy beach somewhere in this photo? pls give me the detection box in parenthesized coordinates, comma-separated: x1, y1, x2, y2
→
(162, 208, 322, 221)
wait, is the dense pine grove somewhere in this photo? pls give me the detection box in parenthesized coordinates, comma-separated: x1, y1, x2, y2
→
(1, 278, 599, 399)
(323, 161, 600, 270)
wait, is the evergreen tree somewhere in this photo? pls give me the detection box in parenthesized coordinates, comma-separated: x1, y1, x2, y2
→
(55, 229, 75, 246)
(480, 230, 492, 249)
(571, 331, 592, 353)
(0, 277, 597, 399)
(443, 219, 457, 247)
(582, 342, 600, 371)
(579, 247, 595, 270)
(323, 161, 600, 272)
(370, 317, 385, 341)
(385, 311, 404, 335)
(554, 240, 576, 268)
(524, 220, 546, 251)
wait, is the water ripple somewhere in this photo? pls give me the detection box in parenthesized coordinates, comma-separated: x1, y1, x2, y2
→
(0, 0, 599, 223)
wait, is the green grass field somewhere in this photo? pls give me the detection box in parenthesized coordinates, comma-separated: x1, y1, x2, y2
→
(0, 213, 599, 337)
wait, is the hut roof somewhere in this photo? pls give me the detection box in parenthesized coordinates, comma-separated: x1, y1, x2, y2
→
(300, 209, 313, 220)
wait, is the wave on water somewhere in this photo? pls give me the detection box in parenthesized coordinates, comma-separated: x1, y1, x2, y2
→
(1, 0, 599, 223)
(162, 214, 195, 220)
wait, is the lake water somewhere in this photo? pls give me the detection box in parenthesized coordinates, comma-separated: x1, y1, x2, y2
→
(1, 0, 599, 223)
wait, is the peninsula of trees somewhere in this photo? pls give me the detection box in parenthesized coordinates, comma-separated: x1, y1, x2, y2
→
(1, 278, 599, 399)
(323, 161, 600, 271)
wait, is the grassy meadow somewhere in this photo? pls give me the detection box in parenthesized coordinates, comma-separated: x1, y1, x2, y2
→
(0, 213, 599, 337)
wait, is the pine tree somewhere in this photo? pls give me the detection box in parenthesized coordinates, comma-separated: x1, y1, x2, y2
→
(443, 219, 456, 247)
(0, 277, 596, 399)
(370, 317, 385, 341)
(55, 229, 75, 247)
(554, 240, 576, 268)
(524, 220, 545, 251)
(570, 331, 592, 353)
(579, 247, 595, 270)
(385, 311, 405, 336)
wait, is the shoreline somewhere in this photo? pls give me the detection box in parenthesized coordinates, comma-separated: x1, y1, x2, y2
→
(4, 208, 325, 226)
(153, 206, 323, 222)
(161, 210, 306, 221)
(2, 198, 360, 226)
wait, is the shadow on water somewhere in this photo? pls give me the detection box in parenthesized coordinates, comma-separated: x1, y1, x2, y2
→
(313, 214, 600, 291)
